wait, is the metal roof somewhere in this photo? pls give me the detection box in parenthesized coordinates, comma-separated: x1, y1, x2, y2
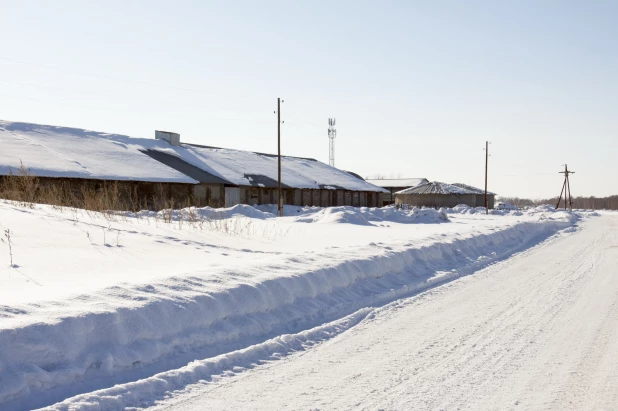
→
(395, 181, 477, 195)
(344, 170, 365, 181)
(452, 183, 496, 196)
(365, 178, 429, 189)
(0, 119, 386, 192)
(140, 149, 233, 185)
(151, 144, 388, 192)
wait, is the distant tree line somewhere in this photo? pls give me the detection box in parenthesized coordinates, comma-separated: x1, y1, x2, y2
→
(498, 195, 618, 210)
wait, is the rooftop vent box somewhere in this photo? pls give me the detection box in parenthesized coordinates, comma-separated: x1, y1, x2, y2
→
(155, 130, 180, 146)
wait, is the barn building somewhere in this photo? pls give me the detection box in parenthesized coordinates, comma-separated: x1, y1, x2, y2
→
(0, 120, 386, 210)
(142, 141, 386, 208)
(452, 183, 496, 209)
(0, 121, 200, 210)
(365, 178, 429, 206)
(394, 181, 495, 209)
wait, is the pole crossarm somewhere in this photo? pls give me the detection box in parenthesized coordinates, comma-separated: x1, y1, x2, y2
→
(556, 164, 575, 210)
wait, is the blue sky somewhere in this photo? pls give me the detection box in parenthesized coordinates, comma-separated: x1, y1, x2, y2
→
(0, 1, 616, 198)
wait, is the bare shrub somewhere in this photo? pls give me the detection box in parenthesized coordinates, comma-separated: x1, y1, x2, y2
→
(1, 162, 39, 208)
(0, 163, 191, 217)
(3, 228, 13, 266)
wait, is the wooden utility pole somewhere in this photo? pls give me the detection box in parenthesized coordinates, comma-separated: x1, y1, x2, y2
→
(566, 169, 573, 208)
(277, 97, 283, 217)
(557, 178, 566, 210)
(555, 164, 574, 210)
(484, 141, 489, 214)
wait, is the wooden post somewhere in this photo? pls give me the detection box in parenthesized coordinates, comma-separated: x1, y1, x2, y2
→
(556, 164, 575, 210)
(556, 179, 566, 210)
(484, 141, 488, 214)
(566, 171, 573, 208)
(564, 176, 569, 210)
(277, 97, 283, 217)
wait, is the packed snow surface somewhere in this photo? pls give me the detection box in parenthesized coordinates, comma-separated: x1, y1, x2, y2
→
(0, 202, 592, 410)
(158, 213, 618, 411)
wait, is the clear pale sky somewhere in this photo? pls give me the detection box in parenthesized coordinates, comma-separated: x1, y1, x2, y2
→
(1, 1, 616, 198)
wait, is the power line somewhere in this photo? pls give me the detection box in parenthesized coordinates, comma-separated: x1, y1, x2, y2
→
(283, 115, 323, 129)
(499, 172, 557, 177)
(282, 99, 330, 118)
(0, 93, 274, 123)
(0, 56, 271, 101)
(0, 79, 268, 113)
(0, 93, 127, 113)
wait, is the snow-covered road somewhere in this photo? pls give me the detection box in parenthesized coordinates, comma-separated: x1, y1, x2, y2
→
(157, 214, 618, 410)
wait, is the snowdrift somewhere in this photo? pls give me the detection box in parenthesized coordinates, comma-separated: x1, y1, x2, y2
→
(130, 203, 276, 221)
(126, 204, 446, 226)
(258, 205, 448, 225)
(0, 206, 582, 410)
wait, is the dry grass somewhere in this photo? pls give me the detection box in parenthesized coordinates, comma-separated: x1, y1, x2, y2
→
(0, 164, 190, 216)
(0, 164, 289, 239)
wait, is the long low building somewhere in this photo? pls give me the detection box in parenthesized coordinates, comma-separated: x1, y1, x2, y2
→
(365, 178, 429, 206)
(142, 135, 387, 208)
(0, 120, 386, 210)
(452, 183, 496, 209)
(394, 181, 495, 209)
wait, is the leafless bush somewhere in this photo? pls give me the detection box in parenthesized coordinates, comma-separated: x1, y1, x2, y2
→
(0, 164, 192, 219)
(3, 228, 13, 266)
(0, 165, 290, 239)
(1, 162, 39, 208)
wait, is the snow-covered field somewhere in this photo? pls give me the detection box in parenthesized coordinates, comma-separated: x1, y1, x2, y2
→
(0, 202, 591, 410)
(159, 212, 618, 411)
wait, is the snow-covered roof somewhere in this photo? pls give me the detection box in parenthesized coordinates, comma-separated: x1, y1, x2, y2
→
(395, 181, 478, 195)
(147, 144, 388, 192)
(365, 178, 429, 189)
(452, 183, 496, 196)
(0, 120, 198, 183)
(0, 119, 386, 192)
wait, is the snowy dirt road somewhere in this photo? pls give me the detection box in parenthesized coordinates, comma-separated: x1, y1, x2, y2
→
(155, 215, 618, 411)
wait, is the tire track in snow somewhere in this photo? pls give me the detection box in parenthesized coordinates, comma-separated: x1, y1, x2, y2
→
(33, 218, 585, 410)
(0, 211, 583, 410)
(38, 308, 375, 411)
(149, 216, 615, 411)
(377, 226, 602, 410)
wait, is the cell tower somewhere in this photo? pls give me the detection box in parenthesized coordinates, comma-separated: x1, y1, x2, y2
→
(328, 118, 336, 167)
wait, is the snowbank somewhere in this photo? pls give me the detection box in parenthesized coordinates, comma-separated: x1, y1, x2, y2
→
(447, 204, 488, 214)
(0, 206, 582, 410)
(124, 204, 446, 226)
(253, 205, 448, 225)
(129, 203, 276, 221)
